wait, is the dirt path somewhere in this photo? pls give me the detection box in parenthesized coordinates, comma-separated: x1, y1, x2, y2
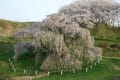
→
(13, 72, 47, 80)
(102, 56, 120, 60)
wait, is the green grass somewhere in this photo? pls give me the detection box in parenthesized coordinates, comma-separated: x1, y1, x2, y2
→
(0, 38, 41, 77)
(0, 24, 120, 79)
(34, 25, 120, 80)
(0, 42, 13, 61)
(94, 38, 120, 58)
(91, 24, 120, 40)
(35, 58, 120, 80)
(91, 23, 120, 58)
(0, 38, 120, 80)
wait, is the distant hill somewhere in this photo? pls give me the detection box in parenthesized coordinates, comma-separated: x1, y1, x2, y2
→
(91, 24, 120, 40)
(0, 19, 119, 39)
(0, 19, 34, 37)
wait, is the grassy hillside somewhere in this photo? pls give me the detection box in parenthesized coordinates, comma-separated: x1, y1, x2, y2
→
(36, 58, 120, 80)
(35, 24, 120, 80)
(0, 22, 120, 79)
(0, 40, 120, 80)
(0, 19, 33, 37)
(0, 41, 40, 76)
(91, 24, 120, 40)
(36, 24, 120, 80)
(95, 39, 120, 58)
(91, 24, 120, 58)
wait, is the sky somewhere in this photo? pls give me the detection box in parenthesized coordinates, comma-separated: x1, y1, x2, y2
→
(0, 0, 120, 22)
(0, 0, 74, 22)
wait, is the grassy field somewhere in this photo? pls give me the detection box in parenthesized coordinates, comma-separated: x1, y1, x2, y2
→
(91, 24, 120, 40)
(94, 38, 120, 58)
(0, 37, 120, 80)
(0, 38, 40, 78)
(35, 58, 120, 80)
(0, 24, 119, 79)
(91, 24, 120, 58)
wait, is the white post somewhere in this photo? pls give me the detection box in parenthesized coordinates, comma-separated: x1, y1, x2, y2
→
(95, 62, 96, 66)
(9, 58, 11, 62)
(48, 71, 50, 76)
(12, 65, 14, 70)
(14, 69, 16, 73)
(13, 56, 15, 61)
(73, 69, 75, 74)
(10, 61, 12, 66)
(24, 69, 26, 74)
(61, 70, 63, 75)
(35, 70, 38, 76)
(98, 59, 100, 64)
(90, 65, 92, 69)
(86, 68, 88, 72)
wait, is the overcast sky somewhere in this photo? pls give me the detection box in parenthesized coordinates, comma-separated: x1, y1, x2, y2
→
(0, 0, 120, 22)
